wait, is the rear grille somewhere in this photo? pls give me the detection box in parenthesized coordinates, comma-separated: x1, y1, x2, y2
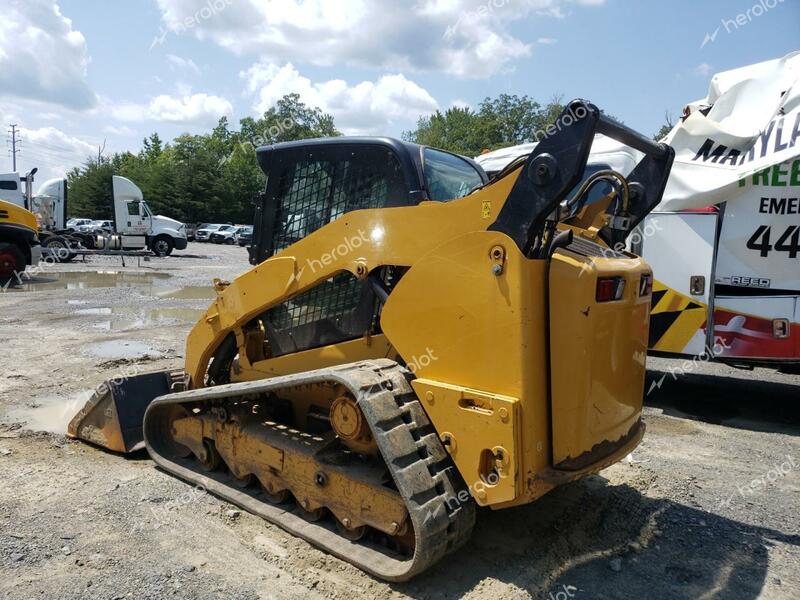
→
(566, 236, 626, 259)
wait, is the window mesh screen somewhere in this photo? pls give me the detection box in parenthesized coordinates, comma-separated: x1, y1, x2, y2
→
(271, 152, 402, 254)
(266, 272, 364, 331)
(263, 147, 406, 351)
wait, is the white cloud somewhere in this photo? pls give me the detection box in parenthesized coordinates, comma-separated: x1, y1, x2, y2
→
(537, 37, 558, 44)
(16, 125, 97, 181)
(153, 0, 606, 79)
(0, 0, 95, 109)
(694, 63, 712, 77)
(450, 99, 471, 110)
(166, 54, 201, 75)
(241, 62, 438, 134)
(111, 93, 233, 126)
(102, 124, 137, 137)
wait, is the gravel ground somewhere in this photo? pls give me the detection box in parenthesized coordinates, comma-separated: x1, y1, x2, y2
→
(1, 243, 798, 599)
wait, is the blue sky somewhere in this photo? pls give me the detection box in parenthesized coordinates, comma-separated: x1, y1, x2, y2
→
(1, 0, 798, 183)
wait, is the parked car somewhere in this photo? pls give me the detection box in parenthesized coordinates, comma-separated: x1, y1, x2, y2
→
(195, 223, 224, 242)
(76, 219, 113, 234)
(186, 224, 198, 242)
(209, 225, 239, 244)
(66, 218, 92, 230)
(237, 225, 253, 247)
(90, 219, 114, 233)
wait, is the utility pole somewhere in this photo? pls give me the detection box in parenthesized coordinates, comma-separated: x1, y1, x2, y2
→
(7, 124, 20, 172)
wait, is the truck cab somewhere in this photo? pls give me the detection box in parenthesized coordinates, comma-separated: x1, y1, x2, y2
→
(111, 176, 187, 256)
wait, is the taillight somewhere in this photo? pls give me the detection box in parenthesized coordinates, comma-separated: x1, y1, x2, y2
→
(596, 277, 625, 302)
(639, 273, 653, 297)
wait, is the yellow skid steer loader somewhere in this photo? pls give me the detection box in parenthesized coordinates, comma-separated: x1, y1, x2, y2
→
(68, 100, 674, 581)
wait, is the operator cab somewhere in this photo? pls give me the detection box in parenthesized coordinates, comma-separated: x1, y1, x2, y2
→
(251, 137, 487, 264)
(250, 138, 487, 358)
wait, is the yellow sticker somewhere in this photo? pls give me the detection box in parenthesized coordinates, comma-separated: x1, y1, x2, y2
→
(481, 200, 491, 219)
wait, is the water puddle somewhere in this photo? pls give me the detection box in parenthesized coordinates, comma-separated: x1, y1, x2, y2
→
(11, 271, 171, 292)
(79, 306, 204, 331)
(73, 306, 204, 331)
(85, 340, 159, 360)
(156, 286, 217, 300)
(5, 392, 92, 435)
(75, 307, 113, 316)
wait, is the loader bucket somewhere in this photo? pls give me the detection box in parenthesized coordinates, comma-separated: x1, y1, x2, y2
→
(67, 370, 175, 453)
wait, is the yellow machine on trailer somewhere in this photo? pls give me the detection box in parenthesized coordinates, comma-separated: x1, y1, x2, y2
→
(69, 100, 674, 581)
(0, 198, 41, 282)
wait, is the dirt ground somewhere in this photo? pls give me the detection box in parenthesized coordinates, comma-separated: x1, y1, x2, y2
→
(1, 243, 798, 600)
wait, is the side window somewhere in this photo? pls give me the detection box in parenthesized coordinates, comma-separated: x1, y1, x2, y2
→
(0, 181, 17, 190)
(423, 148, 484, 201)
(262, 145, 409, 357)
(271, 147, 407, 254)
(127, 202, 140, 216)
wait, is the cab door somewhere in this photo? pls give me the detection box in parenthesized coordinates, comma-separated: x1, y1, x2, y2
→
(121, 201, 149, 235)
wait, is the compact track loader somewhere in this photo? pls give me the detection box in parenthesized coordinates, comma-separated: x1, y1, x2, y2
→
(68, 100, 674, 581)
(0, 198, 41, 282)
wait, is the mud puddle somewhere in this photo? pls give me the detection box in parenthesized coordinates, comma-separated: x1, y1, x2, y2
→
(85, 340, 159, 360)
(73, 306, 203, 331)
(4, 392, 92, 435)
(10, 271, 171, 292)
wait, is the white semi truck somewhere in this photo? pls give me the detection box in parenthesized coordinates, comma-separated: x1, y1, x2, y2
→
(477, 52, 799, 373)
(0, 172, 187, 257)
(108, 175, 187, 256)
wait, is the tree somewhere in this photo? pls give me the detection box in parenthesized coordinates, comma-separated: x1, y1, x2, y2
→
(67, 158, 115, 218)
(403, 107, 486, 156)
(403, 94, 567, 156)
(66, 94, 340, 223)
(654, 111, 675, 141)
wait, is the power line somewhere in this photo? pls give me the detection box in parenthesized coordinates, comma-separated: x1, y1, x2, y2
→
(29, 139, 91, 154)
(7, 124, 20, 171)
(24, 143, 92, 161)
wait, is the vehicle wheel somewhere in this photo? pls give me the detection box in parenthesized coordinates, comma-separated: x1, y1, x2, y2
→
(224, 238, 234, 245)
(0, 242, 25, 281)
(151, 236, 174, 257)
(43, 236, 76, 263)
(78, 234, 96, 249)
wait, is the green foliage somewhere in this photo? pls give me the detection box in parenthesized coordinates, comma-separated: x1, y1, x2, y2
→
(403, 94, 568, 157)
(67, 94, 340, 223)
(654, 111, 676, 141)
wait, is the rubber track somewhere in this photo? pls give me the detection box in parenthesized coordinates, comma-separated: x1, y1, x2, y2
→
(143, 359, 476, 581)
